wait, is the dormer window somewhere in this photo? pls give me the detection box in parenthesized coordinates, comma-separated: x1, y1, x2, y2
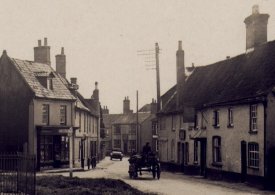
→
(35, 71, 54, 90)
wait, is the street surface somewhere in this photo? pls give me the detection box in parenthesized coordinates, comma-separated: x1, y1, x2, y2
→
(39, 157, 275, 195)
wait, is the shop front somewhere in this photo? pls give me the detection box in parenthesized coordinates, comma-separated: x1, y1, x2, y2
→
(36, 126, 76, 170)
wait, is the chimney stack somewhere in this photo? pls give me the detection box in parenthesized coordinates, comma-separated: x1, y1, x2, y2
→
(34, 37, 51, 65)
(102, 106, 109, 115)
(92, 82, 99, 100)
(176, 40, 185, 107)
(244, 5, 269, 50)
(123, 96, 133, 114)
(56, 47, 66, 78)
(70, 77, 77, 85)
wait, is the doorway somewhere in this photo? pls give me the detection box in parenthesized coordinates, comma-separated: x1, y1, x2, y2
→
(200, 139, 207, 177)
(241, 140, 247, 182)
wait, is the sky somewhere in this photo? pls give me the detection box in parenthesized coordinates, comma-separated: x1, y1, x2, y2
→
(1, 0, 275, 114)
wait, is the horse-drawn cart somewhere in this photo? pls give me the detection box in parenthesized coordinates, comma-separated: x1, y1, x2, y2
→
(128, 153, 161, 179)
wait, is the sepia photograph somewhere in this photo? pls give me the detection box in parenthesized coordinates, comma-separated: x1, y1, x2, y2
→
(0, 0, 275, 194)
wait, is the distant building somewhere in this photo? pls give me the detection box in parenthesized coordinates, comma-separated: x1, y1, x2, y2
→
(103, 97, 155, 154)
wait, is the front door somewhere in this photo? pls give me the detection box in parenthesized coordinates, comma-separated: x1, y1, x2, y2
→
(200, 139, 207, 177)
(241, 140, 247, 182)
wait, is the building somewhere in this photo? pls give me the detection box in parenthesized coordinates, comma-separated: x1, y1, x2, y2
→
(157, 41, 196, 172)
(103, 97, 155, 155)
(0, 38, 102, 170)
(0, 38, 76, 170)
(158, 5, 275, 187)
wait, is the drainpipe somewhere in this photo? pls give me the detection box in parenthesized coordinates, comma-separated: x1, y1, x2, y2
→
(263, 100, 267, 185)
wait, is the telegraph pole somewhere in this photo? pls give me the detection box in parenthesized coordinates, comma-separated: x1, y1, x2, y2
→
(155, 43, 161, 112)
(136, 90, 139, 152)
(137, 43, 161, 112)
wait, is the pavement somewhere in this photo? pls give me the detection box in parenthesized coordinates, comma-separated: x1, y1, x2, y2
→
(37, 157, 275, 195)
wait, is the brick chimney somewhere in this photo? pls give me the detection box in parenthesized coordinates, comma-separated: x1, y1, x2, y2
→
(92, 82, 99, 100)
(176, 40, 185, 107)
(56, 47, 66, 78)
(244, 5, 269, 50)
(102, 106, 109, 114)
(34, 38, 51, 65)
(123, 96, 132, 114)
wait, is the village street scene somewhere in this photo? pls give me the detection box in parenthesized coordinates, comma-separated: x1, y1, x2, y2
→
(1, 0, 275, 194)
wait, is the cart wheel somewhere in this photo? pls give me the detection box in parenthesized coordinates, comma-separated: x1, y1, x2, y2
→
(157, 164, 161, 179)
(134, 171, 138, 178)
(152, 167, 156, 179)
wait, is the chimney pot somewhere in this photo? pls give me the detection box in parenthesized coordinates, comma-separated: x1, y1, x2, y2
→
(226, 56, 230, 59)
(61, 47, 64, 55)
(38, 40, 41, 46)
(95, 81, 98, 89)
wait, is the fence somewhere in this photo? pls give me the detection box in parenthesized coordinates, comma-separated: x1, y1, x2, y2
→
(0, 152, 36, 195)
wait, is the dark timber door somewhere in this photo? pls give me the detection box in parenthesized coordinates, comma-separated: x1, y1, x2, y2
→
(241, 140, 247, 182)
(200, 139, 207, 177)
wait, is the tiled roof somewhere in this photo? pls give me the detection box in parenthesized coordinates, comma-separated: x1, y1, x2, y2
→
(103, 113, 152, 127)
(182, 40, 275, 108)
(11, 58, 75, 100)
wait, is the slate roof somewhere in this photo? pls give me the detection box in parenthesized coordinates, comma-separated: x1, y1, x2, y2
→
(182, 40, 275, 108)
(11, 58, 75, 100)
(103, 113, 152, 127)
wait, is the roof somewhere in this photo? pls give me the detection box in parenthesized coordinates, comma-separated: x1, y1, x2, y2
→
(139, 104, 151, 112)
(10, 58, 75, 100)
(160, 86, 177, 114)
(84, 98, 100, 116)
(181, 40, 275, 108)
(56, 74, 96, 115)
(103, 113, 152, 127)
(159, 40, 275, 117)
